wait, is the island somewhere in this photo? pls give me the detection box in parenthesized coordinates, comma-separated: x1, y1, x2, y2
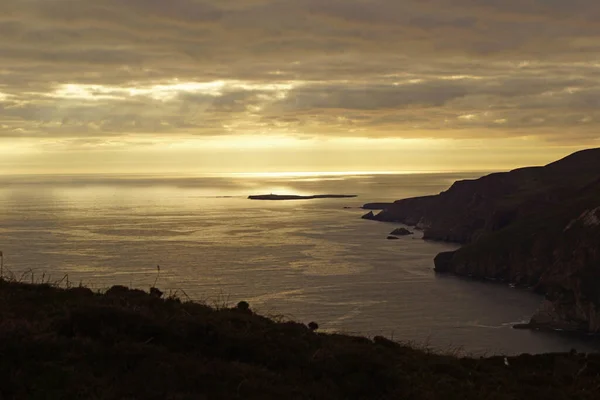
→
(390, 227, 414, 236)
(249, 194, 357, 200)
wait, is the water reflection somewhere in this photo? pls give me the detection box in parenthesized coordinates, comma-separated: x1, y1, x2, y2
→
(0, 172, 598, 355)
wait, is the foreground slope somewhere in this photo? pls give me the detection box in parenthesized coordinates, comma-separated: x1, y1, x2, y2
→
(2, 281, 600, 399)
(364, 148, 600, 333)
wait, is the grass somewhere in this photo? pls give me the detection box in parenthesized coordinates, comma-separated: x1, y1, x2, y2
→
(1, 279, 600, 399)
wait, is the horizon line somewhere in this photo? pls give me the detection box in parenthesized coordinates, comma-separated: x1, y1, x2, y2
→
(0, 169, 501, 178)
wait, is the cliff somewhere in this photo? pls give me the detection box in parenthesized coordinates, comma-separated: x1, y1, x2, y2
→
(436, 181, 600, 332)
(3, 279, 600, 400)
(370, 148, 600, 243)
(365, 148, 600, 333)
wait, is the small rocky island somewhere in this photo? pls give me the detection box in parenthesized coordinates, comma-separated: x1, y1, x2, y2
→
(390, 228, 413, 236)
(249, 194, 357, 201)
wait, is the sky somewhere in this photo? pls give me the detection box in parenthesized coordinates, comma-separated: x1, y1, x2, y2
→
(1, 0, 600, 174)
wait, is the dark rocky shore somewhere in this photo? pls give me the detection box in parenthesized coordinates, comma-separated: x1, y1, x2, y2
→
(362, 148, 600, 334)
(3, 279, 600, 399)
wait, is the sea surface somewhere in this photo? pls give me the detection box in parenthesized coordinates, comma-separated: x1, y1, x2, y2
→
(1, 172, 599, 355)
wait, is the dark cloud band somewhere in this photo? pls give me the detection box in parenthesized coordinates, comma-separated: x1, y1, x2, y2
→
(1, 0, 600, 145)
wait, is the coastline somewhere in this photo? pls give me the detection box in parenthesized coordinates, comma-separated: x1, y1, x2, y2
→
(2, 170, 597, 354)
(360, 148, 600, 335)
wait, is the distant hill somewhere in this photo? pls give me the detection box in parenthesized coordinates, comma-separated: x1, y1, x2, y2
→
(364, 148, 600, 333)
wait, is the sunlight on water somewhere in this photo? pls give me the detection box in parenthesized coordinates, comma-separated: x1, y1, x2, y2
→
(0, 172, 599, 355)
(225, 171, 423, 178)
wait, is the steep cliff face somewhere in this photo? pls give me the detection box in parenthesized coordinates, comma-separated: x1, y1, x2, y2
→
(366, 148, 600, 333)
(434, 176, 600, 332)
(528, 204, 600, 332)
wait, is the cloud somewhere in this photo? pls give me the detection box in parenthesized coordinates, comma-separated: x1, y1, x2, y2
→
(1, 0, 600, 147)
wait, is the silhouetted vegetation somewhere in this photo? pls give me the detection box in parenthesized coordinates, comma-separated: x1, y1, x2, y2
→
(1, 279, 600, 399)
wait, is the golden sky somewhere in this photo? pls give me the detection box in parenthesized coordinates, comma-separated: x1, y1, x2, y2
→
(1, 0, 599, 174)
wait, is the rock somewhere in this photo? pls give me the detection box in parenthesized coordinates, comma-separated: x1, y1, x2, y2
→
(362, 202, 393, 210)
(390, 228, 413, 236)
(387, 236, 399, 240)
(236, 301, 250, 312)
(105, 285, 147, 298)
(433, 251, 456, 273)
(525, 293, 591, 332)
(361, 211, 376, 220)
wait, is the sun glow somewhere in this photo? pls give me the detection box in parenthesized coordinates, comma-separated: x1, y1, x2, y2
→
(50, 80, 302, 102)
(0, 141, 39, 156)
(226, 171, 424, 178)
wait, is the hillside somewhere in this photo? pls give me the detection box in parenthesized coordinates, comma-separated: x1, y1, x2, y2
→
(364, 148, 600, 243)
(2, 280, 600, 399)
(363, 148, 600, 333)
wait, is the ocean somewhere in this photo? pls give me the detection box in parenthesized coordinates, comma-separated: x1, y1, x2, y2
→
(1, 172, 598, 355)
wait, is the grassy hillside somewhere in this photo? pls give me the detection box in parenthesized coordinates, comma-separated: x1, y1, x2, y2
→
(1, 280, 600, 399)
